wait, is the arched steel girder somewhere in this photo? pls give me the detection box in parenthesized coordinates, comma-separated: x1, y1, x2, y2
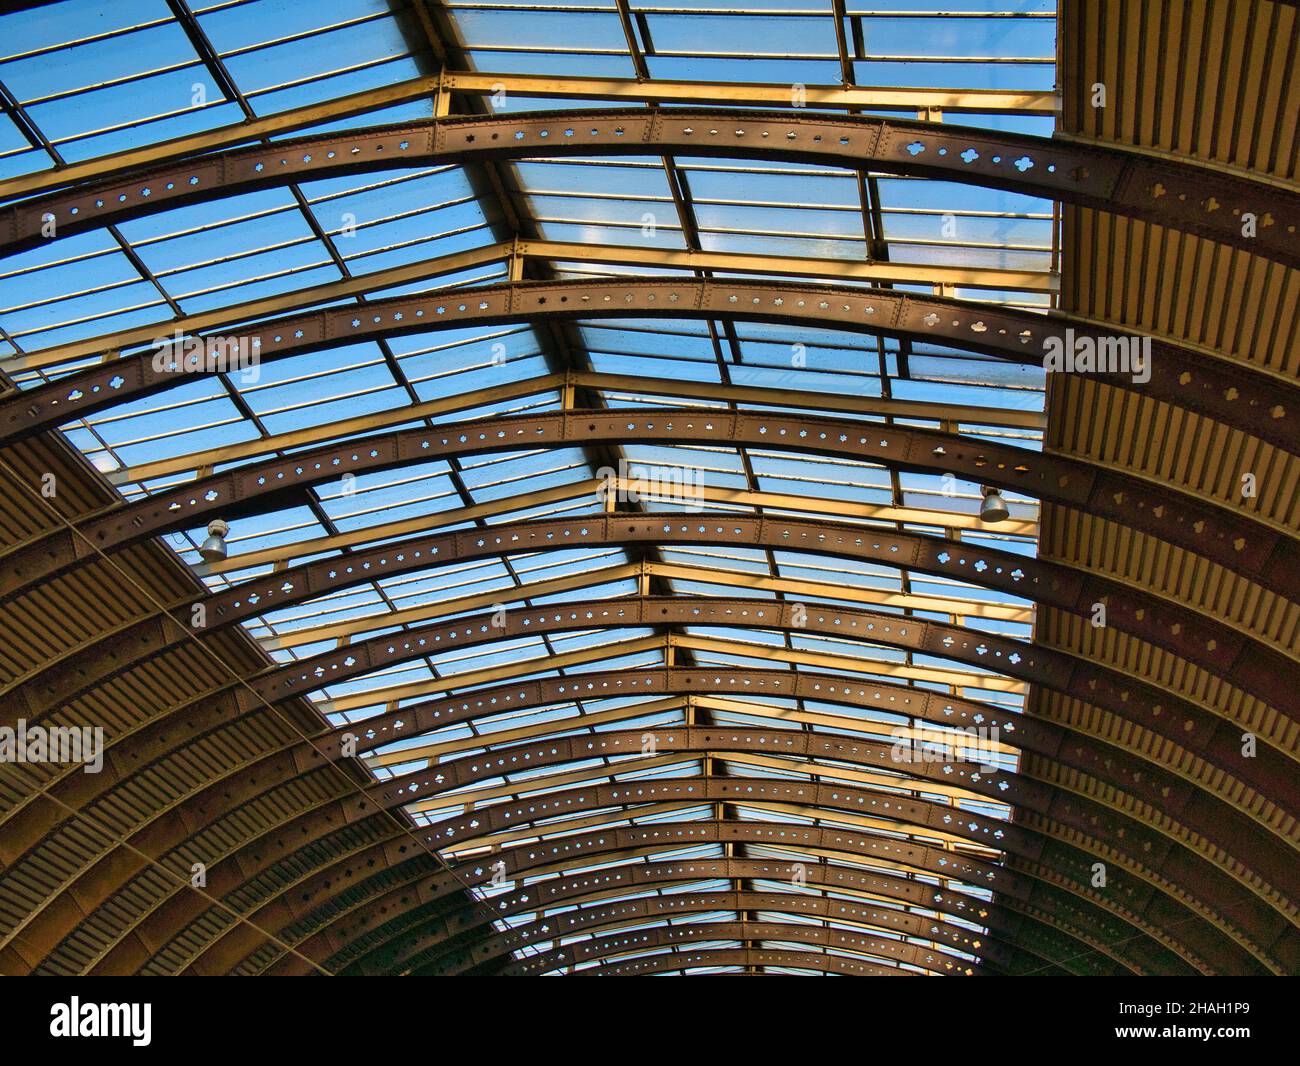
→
(7, 603, 1289, 970)
(7, 546, 1289, 951)
(577, 947, 911, 977)
(4, 279, 1296, 458)
(494, 920, 984, 977)
(528, 947, 904, 977)
(278, 773, 1280, 973)
(300, 857, 1125, 979)
(54, 720, 1260, 979)
(13, 592, 1292, 976)
(9, 512, 1295, 733)
(65, 660, 1291, 981)
(12, 738, 1014, 975)
(135, 596, 1300, 816)
(7, 587, 1289, 951)
(3, 408, 1293, 618)
(2, 110, 1293, 268)
(262, 817, 1199, 978)
(279, 769, 1158, 931)
(8, 576, 1292, 931)
(27, 719, 1239, 978)
(170, 849, 1088, 978)
(189, 821, 1024, 977)
(6, 485, 1291, 927)
(2, 100, 1289, 982)
(369, 890, 1021, 978)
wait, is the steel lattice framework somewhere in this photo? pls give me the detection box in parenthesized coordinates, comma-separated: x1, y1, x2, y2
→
(0, 0, 1295, 980)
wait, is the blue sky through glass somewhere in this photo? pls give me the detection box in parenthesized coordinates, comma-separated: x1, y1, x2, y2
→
(0, 0, 1055, 974)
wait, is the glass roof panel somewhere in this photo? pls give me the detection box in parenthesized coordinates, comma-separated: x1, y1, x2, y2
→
(0, 0, 1062, 973)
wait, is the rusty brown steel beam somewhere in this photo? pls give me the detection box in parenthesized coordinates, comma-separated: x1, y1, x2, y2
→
(3, 279, 1295, 456)
(3, 110, 1294, 267)
(42, 718, 1263, 977)
(7, 512, 1295, 880)
(0, 6, 1279, 982)
(62, 661, 1290, 979)
(8, 512, 1292, 732)
(110, 597, 1298, 817)
(0, 71, 1069, 203)
(258, 816, 1198, 977)
(10, 566, 1289, 930)
(591, 947, 911, 976)
(12, 598, 1293, 976)
(2, 10, 1289, 982)
(266, 858, 1112, 978)
(184, 852, 1067, 976)
(282, 774, 1280, 975)
(377, 890, 1020, 977)
(2, 408, 1293, 613)
(314, 668, 1300, 892)
(403, 895, 1054, 977)
(275, 816, 1162, 976)
(33, 650, 1287, 977)
(0, 76, 1065, 206)
(496, 919, 985, 976)
(292, 856, 1128, 978)
(37, 718, 1223, 977)
(10, 738, 1008, 972)
(188, 821, 1024, 977)
(559, 947, 907, 976)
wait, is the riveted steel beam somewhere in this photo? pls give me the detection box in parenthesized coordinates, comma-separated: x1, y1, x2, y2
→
(55, 655, 1293, 980)
(556, 947, 907, 977)
(56, 591, 1290, 817)
(265, 817, 1153, 976)
(497, 920, 985, 976)
(5, 510, 1291, 883)
(11, 590, 1289, 948)
(277, 854, 1121, 978)
(0, 247, 1046, 378)
(27, 712, 1238, 976)
(152, 816, 1029, 982)
(3, 408, 1293, 615)
(3, 110, 1293, 267)
(21, 652, 1290, 980)
(427, 785, 1004, 862)
(290, 774, 1282, 973)
(92, 479, 1034, 575)
(240, 857, 1110, 978)
(12, 512, 1292, 742)
(4, 279, 1294, 456)
(7, 10, 1289, 982)
(25, 715, 1265, 977)
(0, 74, 1060, 205)
(262, 599, 1293, 799)
(253, 557, 1030, 654)
(107, 371, 1046, 489)
(260, 817, 1198, 977)
(344, 671, 1292, 897)
(382, 890, 1020, 977)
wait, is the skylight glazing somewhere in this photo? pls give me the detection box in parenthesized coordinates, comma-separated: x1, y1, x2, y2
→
(0, 0, 1058, 975)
